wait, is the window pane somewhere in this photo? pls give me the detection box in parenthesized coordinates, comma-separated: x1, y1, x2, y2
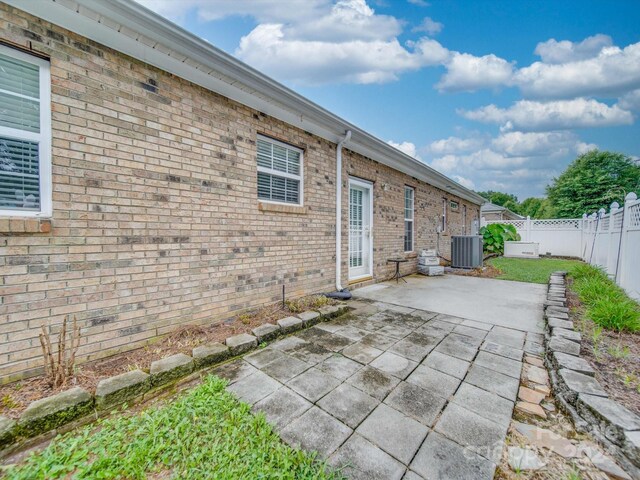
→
(257, 172, 300, 205)
(404, 220, 413, 251)
(0, 51, 40, 99)
(256, 139, 272, 169)
(272, 144, 288, 173)
(287, 150, 300, 175)
(0, 137, 40, 211)
(0, 90, 40, 133)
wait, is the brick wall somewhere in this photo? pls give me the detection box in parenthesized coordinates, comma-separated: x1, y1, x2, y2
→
(0, 3, 479, 383)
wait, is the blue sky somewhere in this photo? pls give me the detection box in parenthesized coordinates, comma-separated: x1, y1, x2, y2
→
(137, 0, 640, 199)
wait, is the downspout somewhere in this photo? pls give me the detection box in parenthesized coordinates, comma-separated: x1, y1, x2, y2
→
(335, 130, 352, 292)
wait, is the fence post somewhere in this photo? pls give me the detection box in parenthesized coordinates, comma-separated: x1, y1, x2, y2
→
(605, 202, 618, 276)
(581, 213, 587, 260)
(525, 216, 532, 242)
(616, 192, 637, 285)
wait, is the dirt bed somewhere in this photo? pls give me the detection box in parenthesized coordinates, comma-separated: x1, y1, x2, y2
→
(568, 283, 640, 414)
(0, 296, 336, 419)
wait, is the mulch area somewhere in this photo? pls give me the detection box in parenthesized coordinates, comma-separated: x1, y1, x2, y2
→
(447, 263, 502, 279)
(568, 282, 640, 415)
(0, 296, 336, 419)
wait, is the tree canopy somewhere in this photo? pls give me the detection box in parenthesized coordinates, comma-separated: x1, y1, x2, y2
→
(546, 150, 640, 218)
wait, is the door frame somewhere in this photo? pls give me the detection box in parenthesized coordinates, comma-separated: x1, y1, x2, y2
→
(348, 177, 374, 281)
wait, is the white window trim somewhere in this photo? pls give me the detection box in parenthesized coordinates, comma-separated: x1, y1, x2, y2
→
(404, 186, 414, 253)
(256, 134, 304, 207)
(0, 44, 51, 218)
(442, 198, 447, 233)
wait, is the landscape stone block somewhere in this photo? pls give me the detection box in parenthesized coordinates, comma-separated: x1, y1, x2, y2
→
(18, 387, 93, 437)
(557, 369, 607, 404)
(0, 416, 17, 449)
(548, 336, 580, 356)
(576, 394, 640, 445)
(277, 316, 304, 334)
(318, 305, 341, 320)
(549, 351, 595, 376)
(623, 431, 640, 466)
(95, 370, 150, 409)
(192, 342, 230, 368)
(297, 310, 321, 326)
(547, 318, 574, 330)
(251, 323, 280, 343)
(225, 333, 258, 355)
(150, 353, 194, 386)
(546, 311, 569, 320)
(546, 306, 569, 314)
(551, 328, 581, 343)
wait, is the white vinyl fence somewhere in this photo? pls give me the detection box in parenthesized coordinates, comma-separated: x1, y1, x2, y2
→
(482, 192, 640, 301)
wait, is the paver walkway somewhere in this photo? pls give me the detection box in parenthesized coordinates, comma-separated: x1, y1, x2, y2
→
(215, 294, 546, 479)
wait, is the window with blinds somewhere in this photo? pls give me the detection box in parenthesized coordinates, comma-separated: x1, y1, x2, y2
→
(404, 186, 414, 252)
(256, 135, 303, 205)
(0, 45, 51, 216)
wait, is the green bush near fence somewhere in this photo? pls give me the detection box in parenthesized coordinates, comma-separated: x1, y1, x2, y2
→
(479, 223, 521, 254)
(571, 264, 640, 332)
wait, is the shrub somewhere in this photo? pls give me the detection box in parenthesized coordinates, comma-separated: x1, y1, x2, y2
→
(479, 223, 521, 254)
(570, 265, 640, 332)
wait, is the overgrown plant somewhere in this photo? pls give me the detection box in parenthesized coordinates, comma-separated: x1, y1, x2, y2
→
(570, 264, 640, 332)
(479, 223, 521, 255)
(38, 315, 81, 388)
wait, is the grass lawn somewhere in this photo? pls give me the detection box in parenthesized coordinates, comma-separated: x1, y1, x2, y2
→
(487, 256, 583, 284)
(2, 375, 338, 480)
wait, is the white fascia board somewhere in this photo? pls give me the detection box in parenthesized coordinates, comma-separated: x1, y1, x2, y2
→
(8, 0, 485, 205)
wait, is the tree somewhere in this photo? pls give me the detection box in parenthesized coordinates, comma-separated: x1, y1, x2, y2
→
(546, 150, 640, 218)
(519, 197, 556, 219)
(477, 190, 519, 207)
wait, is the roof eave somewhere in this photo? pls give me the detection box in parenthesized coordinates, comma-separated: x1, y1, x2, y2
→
(9, 0, 485, 205)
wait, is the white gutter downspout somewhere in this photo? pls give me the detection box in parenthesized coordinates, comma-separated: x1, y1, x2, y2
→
(336, 130, 352, 291)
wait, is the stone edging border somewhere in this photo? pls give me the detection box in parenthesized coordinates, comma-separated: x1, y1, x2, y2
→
(0, 304, 349, 457)
(543, 272, 640, 478)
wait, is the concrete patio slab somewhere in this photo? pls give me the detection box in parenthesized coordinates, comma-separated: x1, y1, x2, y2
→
(356, 403, 429, 464)
(287, 367, 341, 402)
(222, 275, 541, 479)
(354, 274, 545, 333)
(329, 433, 405, 480)
(434, 403, 507, 463)
(384, 381, 447, 427)
(280, 406, 352, 457)
(317, 383, 379, 429)
(411, 431, 496, 480)
(252, 387, 312, 429)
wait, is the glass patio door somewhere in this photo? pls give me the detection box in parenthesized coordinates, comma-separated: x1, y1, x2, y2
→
(349, 178, 372, 280)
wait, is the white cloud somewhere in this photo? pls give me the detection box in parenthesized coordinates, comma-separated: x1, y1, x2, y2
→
(237, 26, 447, 84)
(534, 34, 612, 64)
(413, 17, 443, 35)
(516, 42, 640, 98)
(619, 89, 640, 111)
(229, 0, 451, 85)
(452, 175, 475, 189)
(436, 52, 515, 92)
(427, 129, 602, 197)
(388, 140, 422, 160)
(408, 0, 430, 6)
(428, 136, 484, 155)
(460, 98, 634, 131)
(491, 131, 593, 158)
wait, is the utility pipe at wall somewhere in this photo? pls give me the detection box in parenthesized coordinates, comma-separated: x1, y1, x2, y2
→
(335, 130, 352, 291)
